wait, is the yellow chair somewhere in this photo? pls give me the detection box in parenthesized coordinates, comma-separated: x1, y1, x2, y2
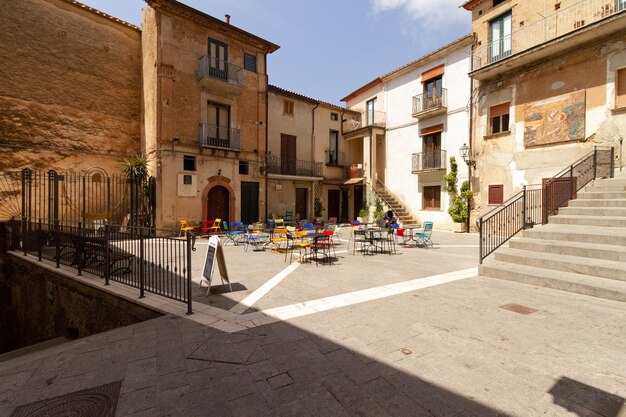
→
(179, 220, 195, 237)
(271, 227, 289, 252)
(286, 230, 311, 264)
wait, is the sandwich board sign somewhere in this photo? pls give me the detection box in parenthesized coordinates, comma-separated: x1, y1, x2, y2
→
(199, 236, 231, 295)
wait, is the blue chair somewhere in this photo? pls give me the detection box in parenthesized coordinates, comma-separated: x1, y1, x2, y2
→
(223, 221, 246, 246)
(414, 221, 433, 248)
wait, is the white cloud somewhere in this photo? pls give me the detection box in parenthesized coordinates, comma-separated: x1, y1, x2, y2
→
(370, 0, 467, 25)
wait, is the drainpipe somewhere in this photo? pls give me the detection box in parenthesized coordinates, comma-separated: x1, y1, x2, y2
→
(264, 51, 269, 222)
(467, 34, 477, 233)
(312, 102, 319, 219)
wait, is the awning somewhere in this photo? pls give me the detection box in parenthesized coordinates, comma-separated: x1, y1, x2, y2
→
(343, 177, 365, 185)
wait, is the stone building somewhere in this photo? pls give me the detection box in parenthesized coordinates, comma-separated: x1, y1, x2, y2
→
(0, 0, 142, 174)
(462, 0, 626, 216)
(341, 35, 474, 229)
(142, 0, 279, 228)
(267, 85, 361, 222)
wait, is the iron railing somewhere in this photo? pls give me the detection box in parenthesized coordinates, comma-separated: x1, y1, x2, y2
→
(479, 146, 614, 263)
(266, 155, 323, 177)
(472, 0, 626, 71)
(411, 150, 447, 173)
(197, 55, 243, 87)
(412, 89, 447, 115)
(199, 123, 241, 150)
(7, 219, 196, 314)
(327, 150, 345, 166)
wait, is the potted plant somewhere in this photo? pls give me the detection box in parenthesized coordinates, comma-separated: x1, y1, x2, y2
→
(445, 156, 473, 232)
(373, 198, 385, 226)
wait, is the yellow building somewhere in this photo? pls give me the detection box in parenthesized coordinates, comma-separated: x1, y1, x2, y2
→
(462, 0, 626, 216)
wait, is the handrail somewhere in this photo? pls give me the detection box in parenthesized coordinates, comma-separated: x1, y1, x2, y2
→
(479, 146, 614, 264)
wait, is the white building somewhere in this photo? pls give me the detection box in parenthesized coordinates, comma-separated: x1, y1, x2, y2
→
(342, 35, 474, 229)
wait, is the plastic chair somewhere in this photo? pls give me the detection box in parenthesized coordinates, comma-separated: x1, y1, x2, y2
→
(179, 220, 195, 237)
(415, 221, 434, 248)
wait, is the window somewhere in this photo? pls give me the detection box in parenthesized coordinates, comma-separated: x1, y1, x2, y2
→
(619, 0, 626, 12)
(183, 155, 196, 171)
(366, 98, 377, 125)
(489, 103, 510, 134)
(329, 130, 339, 165)
(208, 38, 228, 80)
(423, 75, 443, 109)
(423, 186, 441, 210)
(239, 160, 249, 175)
(207, 101, 231, 146)
(493, 0, 506, 6)
(283, 99, 294, 116)
(330, 112, 338, 121)
(243, 52, 257, 72)
(616, 68, 626, 108)
(183, 174, 193, 185)
(422, 132, 442, 169)
(489, 11, 512, 63)
(489, 184, 504, 205)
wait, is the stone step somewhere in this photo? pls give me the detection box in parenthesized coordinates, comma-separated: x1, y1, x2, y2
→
(549, 214, 626, 227)
(578, 191, 626, 200)
(558, 206, 626, 217)
(585, 184, 626, 192)
(522, 224, 626, 246)
(568, 198, 626, 208)
(479, 260, 626, 303)
(493, 247, 626, 281)
(510, 238, 626, 262)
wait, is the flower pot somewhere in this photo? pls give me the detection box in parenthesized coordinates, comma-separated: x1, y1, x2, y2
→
(453, 222, 468, 233)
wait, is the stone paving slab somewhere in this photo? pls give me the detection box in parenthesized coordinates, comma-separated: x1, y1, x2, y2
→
(2, 231, 626, 416)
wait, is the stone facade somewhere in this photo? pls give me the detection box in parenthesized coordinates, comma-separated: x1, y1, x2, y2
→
(463, 0, 626, 220)
(0, 0, 142, 174)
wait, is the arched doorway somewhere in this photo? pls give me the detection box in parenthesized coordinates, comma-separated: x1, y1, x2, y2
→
(207, 185, 230, 224)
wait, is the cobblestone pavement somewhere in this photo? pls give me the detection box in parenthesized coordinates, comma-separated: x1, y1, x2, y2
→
(1, 231, 625, 416)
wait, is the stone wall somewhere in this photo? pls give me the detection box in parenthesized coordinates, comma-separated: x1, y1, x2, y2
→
(0, 0, 142, 174)
(0, 248, 161, 354)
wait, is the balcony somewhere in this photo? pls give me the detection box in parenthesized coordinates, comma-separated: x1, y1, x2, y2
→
(266, 155, 323, 178)
(326, 150, 346, 167)
(471, 0, 626, 79)
(197, 55, 243, 94)
(412, 89, 447, 119)
(342, 110, 386, 134)
(198, 123, 241, 150)
(411, 150, 447, 173)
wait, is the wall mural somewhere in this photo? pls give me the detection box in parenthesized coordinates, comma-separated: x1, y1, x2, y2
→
(523, 90, 585, 147)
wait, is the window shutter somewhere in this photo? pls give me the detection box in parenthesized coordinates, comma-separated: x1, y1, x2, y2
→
(420, 124, 444, 136)
(490, 103, 510, 117)
(489, 184, 504, 204)
(422, 65, 445, 82)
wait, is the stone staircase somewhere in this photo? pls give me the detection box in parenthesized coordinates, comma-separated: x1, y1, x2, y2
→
(374, 183, 419, 226)
(479, 173, 626, 303)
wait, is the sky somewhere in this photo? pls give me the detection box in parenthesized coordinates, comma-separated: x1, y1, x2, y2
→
(81, 0, 471, 105)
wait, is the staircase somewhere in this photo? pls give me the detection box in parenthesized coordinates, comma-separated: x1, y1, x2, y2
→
(479, 172, 626, 303)
(374, 182, 419, 226)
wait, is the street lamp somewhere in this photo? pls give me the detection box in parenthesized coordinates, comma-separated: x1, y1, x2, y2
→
(459, 143, 475, 233)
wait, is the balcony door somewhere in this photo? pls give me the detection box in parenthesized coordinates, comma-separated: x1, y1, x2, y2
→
(208, 38, 228, 80)
(296, 188, 308, 221)
(280, 134, 296, 175)
(423, 75, 443, 109)
(208, 102, 230, 147)
(489, 11, 512, 63)
(423, 133, 441, 170)
(366, 98, 376, 126)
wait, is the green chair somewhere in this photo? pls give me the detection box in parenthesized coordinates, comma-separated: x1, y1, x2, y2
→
(414, 221, 433, 248)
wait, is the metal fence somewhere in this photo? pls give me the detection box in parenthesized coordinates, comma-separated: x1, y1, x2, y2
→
(478, 146, 614, 263)
(266, 155, 323, 177)
(8, 219, 196, 314)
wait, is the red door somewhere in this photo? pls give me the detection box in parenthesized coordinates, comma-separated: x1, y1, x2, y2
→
(328, 189, 340, 219)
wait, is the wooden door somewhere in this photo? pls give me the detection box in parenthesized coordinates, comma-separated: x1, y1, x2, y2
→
(207, 186, 230, 224)
(281, 134, 296, 175)
(296, 188, 307, 220)
(240, 182, 259, 225)
(327, 189, 340, 219)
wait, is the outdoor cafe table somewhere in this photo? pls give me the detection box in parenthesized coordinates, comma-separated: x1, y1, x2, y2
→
(401, 225, 423, 247)
(358, 227, 387, 255)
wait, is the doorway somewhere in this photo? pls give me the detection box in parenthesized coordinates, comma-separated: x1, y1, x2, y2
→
(327, 189, 340, 220)
(296, 188, 308, 221)
(207, 185, 230, 224)
(240, 181, 259, 225)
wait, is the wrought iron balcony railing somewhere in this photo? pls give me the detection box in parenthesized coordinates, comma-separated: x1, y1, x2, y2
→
(411, 150, 447, 173)
(197, 55, 243, 87)
(412, 89, 447, 117)
(472, 0, 625, 71)
(266, 155, 323, 177)
(198, 123, 241, 150)
(327, 150, 345, 166)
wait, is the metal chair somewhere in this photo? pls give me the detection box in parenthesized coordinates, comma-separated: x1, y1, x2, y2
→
(414, 221, 434, 247)
(222, 221, 245, 246)
(179, 220, 195, 237)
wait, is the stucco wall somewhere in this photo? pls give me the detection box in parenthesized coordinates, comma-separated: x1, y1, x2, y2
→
(0, 0, 142, 173)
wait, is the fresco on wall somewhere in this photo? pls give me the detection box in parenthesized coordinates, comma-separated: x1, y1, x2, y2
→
(523, 90, 585, 147)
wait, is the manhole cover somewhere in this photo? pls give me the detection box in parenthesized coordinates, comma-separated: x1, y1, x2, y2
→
(500, 303, 538, 315)
(10, 381, 122, 417)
